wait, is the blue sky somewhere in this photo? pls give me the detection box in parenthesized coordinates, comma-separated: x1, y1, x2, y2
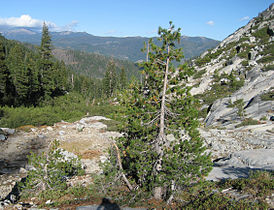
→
(0, 0, 273, 40)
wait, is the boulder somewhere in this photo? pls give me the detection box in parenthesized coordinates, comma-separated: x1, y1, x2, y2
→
(207, 149, 274, 181)
(1, 128, 15, 135)
(0, 129, 7, 141)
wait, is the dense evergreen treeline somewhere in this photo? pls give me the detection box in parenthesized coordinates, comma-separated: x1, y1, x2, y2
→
(0, 24, 71, 107)
(53, 48, 140, 79)
(0, 24, 131, 107)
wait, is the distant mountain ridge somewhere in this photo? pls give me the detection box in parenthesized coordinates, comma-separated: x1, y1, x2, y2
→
(0, 26, 220, 61)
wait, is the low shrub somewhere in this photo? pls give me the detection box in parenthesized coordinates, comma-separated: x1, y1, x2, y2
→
(0, 92, 121, 128)
(262, 64, 274, 72)
(252, 27, 270, 43)
(198, 108, 208, 119)
(19, 140, 84, 198)
(241, 60, 249, 66)
(260, 89, 274, 101)
(193, 69, 206, 79)
(235, 118, 260, 128)
(258, 55, 274, 64)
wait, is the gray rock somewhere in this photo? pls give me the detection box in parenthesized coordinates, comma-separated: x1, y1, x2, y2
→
(1, 128, 15, 135)
(205, 72, 274, 126)
(89, 122, 107, 130)
(0, 129, 7, 141)
(76, 124, 85, 132)
(46, 127, 53, 131)
(0, 134, 7, 141)
(207, 149, 274, 181)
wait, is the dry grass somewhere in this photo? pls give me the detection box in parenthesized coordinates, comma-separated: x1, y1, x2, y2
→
(16, 125, 35, 132)
(81, 150, 101, 159)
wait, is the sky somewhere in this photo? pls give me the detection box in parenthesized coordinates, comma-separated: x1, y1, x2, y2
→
(0, 0, 273, 41)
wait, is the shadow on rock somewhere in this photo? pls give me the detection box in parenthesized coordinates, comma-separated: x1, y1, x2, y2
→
(97, 198, 121, 210)
(0, 135, 48, 174)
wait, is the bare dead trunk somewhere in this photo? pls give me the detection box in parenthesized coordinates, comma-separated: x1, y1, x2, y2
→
(113, 142, 133, 191)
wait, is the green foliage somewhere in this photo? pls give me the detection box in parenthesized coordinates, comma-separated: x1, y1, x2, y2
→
(228, 99, 245, 119)
(19, 140, 84, 195)
(193, 68, 206, 79)
(262, 64, 274, 72)
(114, 22, 212, 200)
(55, 49, 140, 80)
(0, 93, 89, 128)
(39, 23, 55, 98)
(119, 67, 127, 90)
(252, 27, 270, 43)
(224, 170, 274, 198)
(235, 118, 260, 128)
(100, 119, 120, 132)
(259, 43, 274, 56)
(87, 103, 121, 117)
(260, 116, 267, 121)
(258, 55, 274, 64)
(103, 60, 118, 97)
(237, 43, 254, 59)
(198, 108, 208, 119)
(239, 37, 249, 42)
(0, 25, 71, 107)
(260, 89, 274, 101)
(195, 49, 223, 67)
(197, 71, 245, 105)
(0, 36, 16, 106)
(241, 60, 249, 66)
(177, 171, 272, 209)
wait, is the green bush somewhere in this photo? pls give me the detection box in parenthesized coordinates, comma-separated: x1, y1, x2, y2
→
(198, 108, 208, 119)
(252, 27, 269, 43)
(258, 55, 274, 64)
(197, 71, 244, 105)
(262, 64, 274, 72)
(177, 171, 272, 209)
(224, 171, 274, 198)
(241, 60, 249, 66)
(19, 140, 84, 196)
(260, 89, 274, 101)
(193, 69, 206, 79)
(0, 92, 122, 128)
(235, 118, 260, 128)
(195, 49, 223, 67)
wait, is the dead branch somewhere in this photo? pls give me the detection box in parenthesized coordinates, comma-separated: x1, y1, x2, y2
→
(112, 142, 134, 191)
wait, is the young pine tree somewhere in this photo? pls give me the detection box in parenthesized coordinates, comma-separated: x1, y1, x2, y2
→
(103, 60, 117, 97)
(115, 22, 212, 201)
(119, 67, 127, 90)
(39, 23, 54, 98)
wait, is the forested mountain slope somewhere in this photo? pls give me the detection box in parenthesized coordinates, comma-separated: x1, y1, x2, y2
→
(52, 48, 140, 79)
(0, 28, 219, 61)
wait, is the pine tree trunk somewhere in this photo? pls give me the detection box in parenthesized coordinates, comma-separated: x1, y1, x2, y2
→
(154, 45, 170, 200)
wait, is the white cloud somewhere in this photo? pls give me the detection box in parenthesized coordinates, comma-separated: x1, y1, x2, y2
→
(240, 16, 250, 21)
(0, 15, 80, 32)
(0, 14, 56, 28)
(206, 20, 214, 26)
